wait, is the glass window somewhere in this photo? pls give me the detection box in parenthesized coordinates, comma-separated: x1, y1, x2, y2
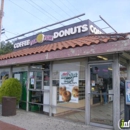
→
(52, 59, 86, 107)
(0, 70, 10, 86)
(36, 81, 42, 89)
(52, 59, 86, 123)
(44, 71, 50, 86)
(0, 71, 9, 80)
(30, 71, 42, 89)
(36, 71, 42, 80)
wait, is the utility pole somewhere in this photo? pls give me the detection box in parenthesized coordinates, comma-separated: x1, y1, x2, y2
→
(0, 0, 4, 48)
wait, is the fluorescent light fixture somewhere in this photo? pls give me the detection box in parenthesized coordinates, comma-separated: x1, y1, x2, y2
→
(108, 67, 112, 70)
(102, 58, 108, 60)
(97, 56, 108, 60)
(97, 56, 102, 58)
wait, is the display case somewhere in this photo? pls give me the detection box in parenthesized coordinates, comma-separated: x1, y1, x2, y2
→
(29, 90, 43, 112)
(30, 91, 42, 103)
(79, 80, 85, 100)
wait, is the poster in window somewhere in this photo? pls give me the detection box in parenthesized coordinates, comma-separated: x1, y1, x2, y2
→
(31, 78, 34, 85)
(59, 71, 79, 103)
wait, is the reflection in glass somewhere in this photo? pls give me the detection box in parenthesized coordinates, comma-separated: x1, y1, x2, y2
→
(36, 72, 42, 80)
(0, 71, 9, 80)
(0, 71, 9, 86)
(36, 81, 42, 89)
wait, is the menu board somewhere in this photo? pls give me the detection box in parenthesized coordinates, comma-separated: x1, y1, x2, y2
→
(59, 71, 79, 103)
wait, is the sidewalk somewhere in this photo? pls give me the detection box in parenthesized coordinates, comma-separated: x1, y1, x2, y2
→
(0, 120, 26, 130)
(0, 108, 111, 130)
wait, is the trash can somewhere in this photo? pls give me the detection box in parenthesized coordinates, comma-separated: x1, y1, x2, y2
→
(2, 96, 16, 116)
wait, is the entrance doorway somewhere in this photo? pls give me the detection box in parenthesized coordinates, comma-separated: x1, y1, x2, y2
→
(29, 70, 43, 112)
(13, 71, 27, 110)
(28, 63, 50, 113)
(89, 63, 113, 126)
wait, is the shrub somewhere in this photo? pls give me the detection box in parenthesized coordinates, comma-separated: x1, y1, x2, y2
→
(0, 78, 22, 104)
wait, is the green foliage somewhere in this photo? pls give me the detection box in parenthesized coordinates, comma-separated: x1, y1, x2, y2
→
(0, 41, 13, 55)
(0, 78, 22, 104)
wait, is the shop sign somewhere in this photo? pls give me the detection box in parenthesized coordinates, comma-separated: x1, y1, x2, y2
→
(13, 19, 104, 49)
(125, 80, 130, 105)
(89, 24, 103, 34)
(53, 24, 88, 39)
(59, 71, 79, 103)
(53, 24, 103, 38)
(14, 34, 53, 49)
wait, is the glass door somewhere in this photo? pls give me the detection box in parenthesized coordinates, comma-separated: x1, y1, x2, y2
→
(89, 63, 113, 126)
(29, 63, 50, 113)
(13, 72, 27, 110)
(29, 70, 43, 112)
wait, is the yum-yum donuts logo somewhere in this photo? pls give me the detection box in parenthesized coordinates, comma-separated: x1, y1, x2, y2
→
(30, 34, 53, 46)
(61, 72, 78, 83)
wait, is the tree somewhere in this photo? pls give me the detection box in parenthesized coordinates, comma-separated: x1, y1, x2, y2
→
(0, 41, 13, 55)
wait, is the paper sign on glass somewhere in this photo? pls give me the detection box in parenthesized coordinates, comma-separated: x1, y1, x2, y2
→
(31, 78, 34, 85)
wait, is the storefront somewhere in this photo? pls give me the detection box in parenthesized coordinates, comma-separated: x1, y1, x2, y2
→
(0, 19, 130, 130)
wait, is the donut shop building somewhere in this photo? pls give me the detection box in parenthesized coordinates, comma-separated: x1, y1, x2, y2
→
(0, 19, 130, 130)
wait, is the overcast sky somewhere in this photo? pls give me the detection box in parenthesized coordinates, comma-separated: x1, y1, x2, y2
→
(1, 0, 130, 41)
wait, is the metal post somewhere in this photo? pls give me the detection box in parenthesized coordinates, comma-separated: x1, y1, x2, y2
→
(85, 57, 90, 125)
(113, 54, 120, 130)
(49, 62, 53, 116)
(99, 15, 117, 34)
(26, 65, 30, 111)
(0, 0, 4, 48)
